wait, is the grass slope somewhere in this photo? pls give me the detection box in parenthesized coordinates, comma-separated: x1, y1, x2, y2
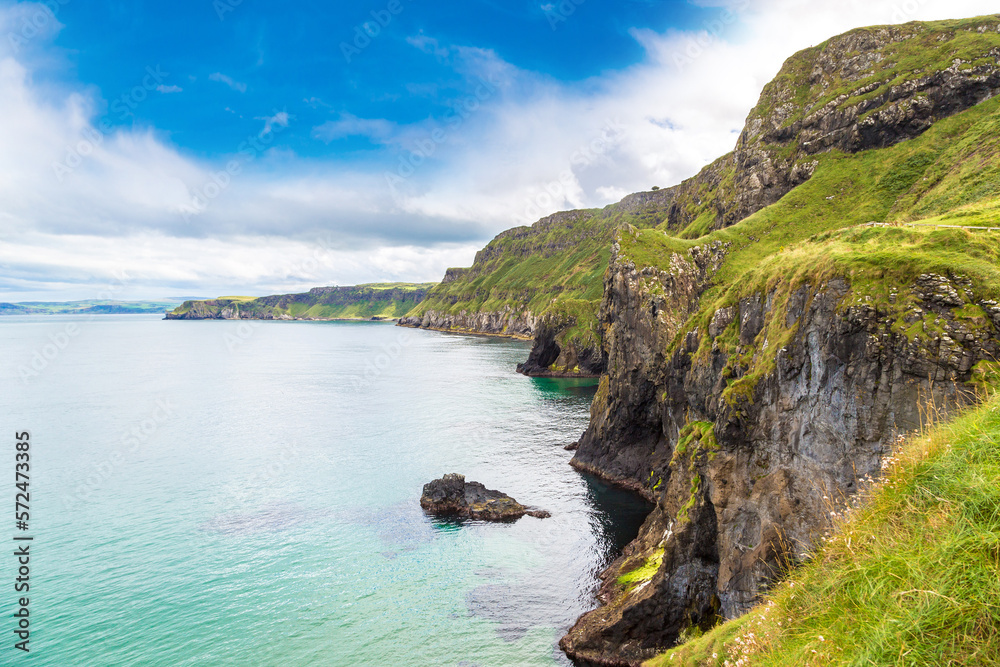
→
(647, 393, 1000, 666)
(617, 47, 1000, 667)
(408, 16, 1000, 353)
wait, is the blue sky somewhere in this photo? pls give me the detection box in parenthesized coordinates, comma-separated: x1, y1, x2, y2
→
(0, 0, 994, 301)
(52, 1, 720, 159)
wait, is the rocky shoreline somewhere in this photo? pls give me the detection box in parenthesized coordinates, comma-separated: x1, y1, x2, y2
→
(398, 311, 606, 378)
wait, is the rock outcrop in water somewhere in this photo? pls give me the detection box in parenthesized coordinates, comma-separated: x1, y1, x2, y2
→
(420, 474, 550, 521)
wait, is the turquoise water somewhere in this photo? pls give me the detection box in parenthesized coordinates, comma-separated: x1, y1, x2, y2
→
(0, 316, 650, 666)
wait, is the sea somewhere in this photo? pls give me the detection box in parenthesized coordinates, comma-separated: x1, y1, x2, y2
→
(0, 315, 651, 666)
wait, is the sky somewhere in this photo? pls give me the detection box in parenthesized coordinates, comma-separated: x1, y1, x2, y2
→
(0, 0, 996, 301)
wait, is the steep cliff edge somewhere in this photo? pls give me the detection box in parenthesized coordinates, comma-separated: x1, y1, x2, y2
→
(561, 16, 1000, 665)
(402, 16, 1000, 379)
(649, 392, 1000, 666)
(564, 231, 1000, 665)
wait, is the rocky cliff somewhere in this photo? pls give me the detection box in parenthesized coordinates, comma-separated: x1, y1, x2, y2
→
(398, 305, 608, 377)
(399, 209, 623, 377)
(721, 17, 1000, 230)
(398, 172, 740, 376)
(402, 16, 1000, 381)
(562, 234, 1000, 665)
(557, 15, 1000, 666)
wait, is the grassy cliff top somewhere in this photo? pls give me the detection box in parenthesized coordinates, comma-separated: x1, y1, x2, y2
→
(749, 15, 1000, 133)
(604, 28, 1000, 664)
(648, 392, 1000, 666)
(405, 15, 1000, 354)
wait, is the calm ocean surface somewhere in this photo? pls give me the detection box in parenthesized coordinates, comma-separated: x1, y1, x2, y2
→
(0, 316, 650, 667)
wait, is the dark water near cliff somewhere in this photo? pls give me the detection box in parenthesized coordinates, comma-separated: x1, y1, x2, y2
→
(0, 316, 651, 666)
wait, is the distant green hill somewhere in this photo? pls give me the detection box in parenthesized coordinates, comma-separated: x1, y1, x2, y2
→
(165, 283, 436, 321)
(0, 300, 179, 315)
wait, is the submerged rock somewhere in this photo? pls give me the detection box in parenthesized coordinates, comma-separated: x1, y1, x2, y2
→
(420, 474, 550, 521)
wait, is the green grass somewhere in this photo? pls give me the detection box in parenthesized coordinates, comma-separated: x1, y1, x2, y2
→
(668, 422, 717, 523)
(599, 30, 1000, 665)
(404, 17, 1000, 356)
(618, 548, 666, 590)
(404, 154, 737, 357)
(647, 393, 1000, 667)
(672, 422, 719, 465)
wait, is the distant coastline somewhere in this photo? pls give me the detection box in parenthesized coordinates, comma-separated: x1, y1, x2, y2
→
(164, 283, 435, 321)
(0, 300, 183, 316)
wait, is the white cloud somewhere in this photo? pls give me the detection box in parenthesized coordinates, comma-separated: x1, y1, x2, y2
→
(209, 71, 247, 93)
(0, 231, 477, 301)
(376, 0, 1000, 227)
(406, 33, 451, 59)
(157, 84, 182, 93)
(0, 1, 64, 57)
(0, 45, 488, 300)
(257, 110, 290, 136)
(313, 113, 397, 144)
(1, 0, 998, 300)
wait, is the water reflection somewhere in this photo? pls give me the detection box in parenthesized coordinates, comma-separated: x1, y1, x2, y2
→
(428, 516, 467, 531)
(464, 471, 653, 659)
(582, 474, 655, 568)
(529, 376, 601, 400)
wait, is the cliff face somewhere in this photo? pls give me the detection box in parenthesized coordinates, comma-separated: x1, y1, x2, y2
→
(401, 17, 1000, 380)
(557, 16, 1000, 666)
(399, 164, 742, 376)
(398, 306, 539, 340)
(562, 238, 1000, 666)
